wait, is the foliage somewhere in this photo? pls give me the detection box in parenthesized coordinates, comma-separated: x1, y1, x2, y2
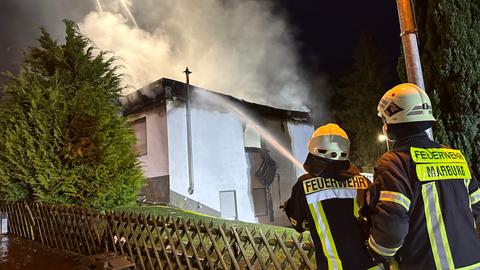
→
(0, 21, 144, 208)
(331, 33, 391, 172)
(413, 0, 480, 178)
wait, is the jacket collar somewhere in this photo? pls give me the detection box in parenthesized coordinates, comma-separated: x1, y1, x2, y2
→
(303, 153, 360, 180)
(392, 131, 434, 150)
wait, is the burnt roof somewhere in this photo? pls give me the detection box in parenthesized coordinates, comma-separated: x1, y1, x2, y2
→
(119, 78, 311, 122)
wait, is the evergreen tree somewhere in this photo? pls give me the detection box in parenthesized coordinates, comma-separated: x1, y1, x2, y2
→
(331, 33, 391, 172)
(0, 21, 144, 208)
(413, 0, 480, 178)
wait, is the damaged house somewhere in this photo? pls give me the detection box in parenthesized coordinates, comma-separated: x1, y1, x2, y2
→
(119, 78, 313, 226)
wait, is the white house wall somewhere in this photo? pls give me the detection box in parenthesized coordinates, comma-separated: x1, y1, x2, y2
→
(286, 121, 314, 177)
(166, 99, 257, 223)
(165, 100, 189, 194)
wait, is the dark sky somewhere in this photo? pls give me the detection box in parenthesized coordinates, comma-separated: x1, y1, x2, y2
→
(0, 0, 401, 82)
(277, 0, 401, 75)
(0, 0, 92, 77)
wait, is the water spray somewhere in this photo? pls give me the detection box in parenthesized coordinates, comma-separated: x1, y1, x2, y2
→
(95, 0, 103, 16)
(194, 90, 304, 171)
(119, 0, 138, 27)
(226, 103, 304, 171)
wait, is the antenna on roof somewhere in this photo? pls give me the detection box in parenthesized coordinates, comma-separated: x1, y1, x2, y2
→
(183, 67, 192, 80)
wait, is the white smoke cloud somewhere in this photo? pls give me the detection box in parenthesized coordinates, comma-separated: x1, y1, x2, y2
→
(79, 0, 311, 111)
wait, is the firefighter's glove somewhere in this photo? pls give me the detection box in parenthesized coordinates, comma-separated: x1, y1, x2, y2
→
(357, 216, 370, 239)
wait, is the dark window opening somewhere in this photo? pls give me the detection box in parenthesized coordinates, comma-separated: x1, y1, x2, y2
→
(133, 117, 147, 156)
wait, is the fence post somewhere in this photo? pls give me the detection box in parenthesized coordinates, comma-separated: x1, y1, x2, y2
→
(1, 211, 7, 234)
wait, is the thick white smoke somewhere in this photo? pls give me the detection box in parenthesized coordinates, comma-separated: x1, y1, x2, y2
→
(79, 0, 311, 111)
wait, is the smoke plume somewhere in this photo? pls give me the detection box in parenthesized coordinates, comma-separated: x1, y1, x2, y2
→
(79, 0, 311, 111)
(0, 0, 331, 113)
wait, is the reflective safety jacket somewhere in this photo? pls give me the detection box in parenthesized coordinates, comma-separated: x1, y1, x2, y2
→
(285, 158, 380, 270)
(367, 133, 480, 269)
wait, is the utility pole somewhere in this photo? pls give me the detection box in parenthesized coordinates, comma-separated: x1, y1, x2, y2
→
(184, 67, 194, 194)
(396, 0, 433, 139)
(396, 0, 425, 90)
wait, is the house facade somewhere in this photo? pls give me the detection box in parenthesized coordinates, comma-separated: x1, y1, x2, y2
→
(120, 78, 314, 226)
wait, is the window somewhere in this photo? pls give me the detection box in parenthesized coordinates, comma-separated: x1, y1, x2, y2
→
(244, 124, 261, 148)
(133, 117, 147, 156)
(219, 190, 238, 220)
(252, 188, 268, 216)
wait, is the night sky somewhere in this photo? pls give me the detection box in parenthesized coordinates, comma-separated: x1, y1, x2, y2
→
(278, 0, 401, 75)
(0, 0, 401, 85)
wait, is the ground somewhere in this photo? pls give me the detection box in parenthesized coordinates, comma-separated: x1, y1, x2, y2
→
(0, 234, 80, 270)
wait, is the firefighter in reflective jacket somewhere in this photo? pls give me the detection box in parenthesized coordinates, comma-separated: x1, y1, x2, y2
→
(284, 123, 380, 270)
(364, 83, 480, 269)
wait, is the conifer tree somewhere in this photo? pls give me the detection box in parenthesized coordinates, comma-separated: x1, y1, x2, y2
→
(413, 0, 480, 178)
(331, 33, 391, 172)
(0, 21, 144, 208)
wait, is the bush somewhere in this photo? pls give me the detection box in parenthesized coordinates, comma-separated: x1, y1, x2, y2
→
(0, 21, 144, 209)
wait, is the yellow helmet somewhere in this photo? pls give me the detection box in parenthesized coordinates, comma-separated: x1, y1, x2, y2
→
(377, 83, 436, 124)
(308, 123, 350, 161)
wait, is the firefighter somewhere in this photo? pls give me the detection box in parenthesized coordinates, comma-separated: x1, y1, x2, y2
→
(283, 123, 381, 270)
(364, 83, 480, 269)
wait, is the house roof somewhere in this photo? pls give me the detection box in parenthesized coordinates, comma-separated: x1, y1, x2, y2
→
(119, 78, 311, 122)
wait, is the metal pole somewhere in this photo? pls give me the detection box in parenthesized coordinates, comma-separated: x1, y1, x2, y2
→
(396, 0, 424, 90)
(184, 67, 195, 194)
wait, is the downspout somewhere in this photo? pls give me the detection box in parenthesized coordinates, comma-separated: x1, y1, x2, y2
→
(184, 67, 194, 194)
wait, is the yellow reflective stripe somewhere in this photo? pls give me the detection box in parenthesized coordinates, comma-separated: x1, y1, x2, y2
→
(379, 191, 411, 211)
(470, 189, 480, 205)
(456, 261, 480, 270)
(308, 202, 343, 270)
(422, 182, 455, 269)
(436, 186, 454, 268)
(289, 217, 297, 226)
(416, 162, 471, 181)
(367, 265, 384, 270)
(318, 202, 343, 270)
(367, 236, 400, 257)
(353, 198, 359, 218)
(465, 179, 471, 189)
(389, 258, 400, 270)
(464, 180, 473, 212)
(422, 183, 442, 269)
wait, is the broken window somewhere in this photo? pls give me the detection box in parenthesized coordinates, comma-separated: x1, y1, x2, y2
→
(252, 188, 268, 216)
(133, 117, 147, 156)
